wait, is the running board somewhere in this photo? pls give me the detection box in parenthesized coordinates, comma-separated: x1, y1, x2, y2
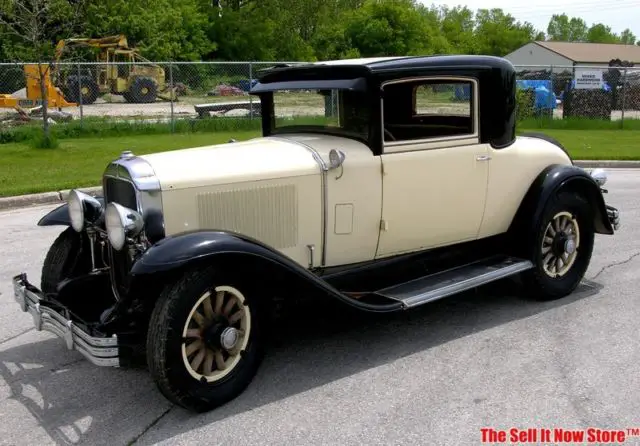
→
(375, 255, 534, 309)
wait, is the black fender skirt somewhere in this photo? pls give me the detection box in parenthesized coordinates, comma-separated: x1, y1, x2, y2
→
(130, 230, 403, 313)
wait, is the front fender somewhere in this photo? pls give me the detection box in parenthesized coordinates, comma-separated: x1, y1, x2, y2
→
(130, 230, 402, 313)
(37, 197, 105, 227)
(510, 164, 614, 242)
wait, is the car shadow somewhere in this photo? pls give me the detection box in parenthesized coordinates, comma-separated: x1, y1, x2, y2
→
(0, 278, 603, 445)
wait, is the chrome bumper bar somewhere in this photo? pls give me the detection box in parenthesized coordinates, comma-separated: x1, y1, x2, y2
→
(12, 273, 120, 367)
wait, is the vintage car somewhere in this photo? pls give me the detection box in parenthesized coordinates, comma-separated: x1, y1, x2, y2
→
(12, 55, 620, 413)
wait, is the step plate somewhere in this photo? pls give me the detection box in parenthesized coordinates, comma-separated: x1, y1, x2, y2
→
(376, 255, 534, 308)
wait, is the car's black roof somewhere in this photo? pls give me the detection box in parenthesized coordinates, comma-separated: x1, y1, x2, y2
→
(256, 54, 516, 84)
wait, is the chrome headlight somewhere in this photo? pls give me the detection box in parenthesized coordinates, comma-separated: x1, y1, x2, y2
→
(67, 190, 104, 232)
(589, 168, 607, 187)
(105, 202, 144, 250)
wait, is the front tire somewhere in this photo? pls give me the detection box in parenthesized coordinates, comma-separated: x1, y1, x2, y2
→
(146, 264, 265, 412)
(522, 191, 595, 300)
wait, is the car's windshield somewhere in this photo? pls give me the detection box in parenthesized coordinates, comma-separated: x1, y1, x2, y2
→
(268, 88, 372, 142)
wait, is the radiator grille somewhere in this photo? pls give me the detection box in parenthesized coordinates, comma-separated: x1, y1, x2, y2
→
(197, 184, 298, 249)
(104, 177, 137, 210)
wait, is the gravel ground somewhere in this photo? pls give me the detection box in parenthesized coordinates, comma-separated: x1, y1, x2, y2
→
(0, 169, 638, 445)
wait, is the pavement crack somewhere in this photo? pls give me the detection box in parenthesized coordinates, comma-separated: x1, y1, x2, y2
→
(592, 250, 640, 280)
(0, 327, 34, 347)
(127, 405, 174, 445)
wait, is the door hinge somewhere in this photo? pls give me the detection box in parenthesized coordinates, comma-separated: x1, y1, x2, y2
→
(380, 219, 389, 231)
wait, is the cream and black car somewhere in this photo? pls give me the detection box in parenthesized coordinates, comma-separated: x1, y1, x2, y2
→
(13, 55, 620, 412)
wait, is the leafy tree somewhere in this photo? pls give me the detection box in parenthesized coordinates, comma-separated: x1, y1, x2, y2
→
(0, 0, 84, 145)
(83, 0, 214, 60)
(586, 23, 620, 43)
(546, 14, 588, 41)
(619, 29, 637, 45)
(473, 8, 539, 56)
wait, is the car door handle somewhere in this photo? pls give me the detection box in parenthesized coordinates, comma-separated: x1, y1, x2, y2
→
(476, 155, 491, 161)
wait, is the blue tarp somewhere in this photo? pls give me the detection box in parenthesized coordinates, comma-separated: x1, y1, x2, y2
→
(516, 80, 557, 110)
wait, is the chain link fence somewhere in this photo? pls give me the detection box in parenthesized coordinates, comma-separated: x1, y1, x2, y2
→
(513, 64, 640, 122)
(1, 61, 639, 128)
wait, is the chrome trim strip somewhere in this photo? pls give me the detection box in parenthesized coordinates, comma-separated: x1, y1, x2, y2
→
(268, 136, 329, 268)
(12, 274, 120, 367)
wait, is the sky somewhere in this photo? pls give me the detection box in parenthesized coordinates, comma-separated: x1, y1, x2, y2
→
(420, 0, 640, 41)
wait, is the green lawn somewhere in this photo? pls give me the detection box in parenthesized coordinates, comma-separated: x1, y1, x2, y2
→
(0, 131, 259, 197)
(515, 129, 640, 160)
(1, 128, 638, 197)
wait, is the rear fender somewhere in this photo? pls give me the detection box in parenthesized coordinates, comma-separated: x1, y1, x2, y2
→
(509, 164, 613, 253)
(129, 230, 402, 313)
(37, 197, 105, 227)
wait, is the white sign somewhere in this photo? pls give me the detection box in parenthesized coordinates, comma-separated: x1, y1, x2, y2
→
(574, 69, 604, 89)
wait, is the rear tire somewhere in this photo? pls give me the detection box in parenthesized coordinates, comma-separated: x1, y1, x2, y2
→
(41, 227, 92, 294)
(521, 191, 595, 300)
(146, 264, 266, 413)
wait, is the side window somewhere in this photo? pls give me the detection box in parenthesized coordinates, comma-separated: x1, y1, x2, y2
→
(382, 78, 476, 144)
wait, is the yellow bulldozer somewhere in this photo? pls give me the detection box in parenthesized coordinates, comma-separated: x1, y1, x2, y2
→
(52, 34, 176, 104)
(0, 64, 76, 110)
(0, 34, 176, 113)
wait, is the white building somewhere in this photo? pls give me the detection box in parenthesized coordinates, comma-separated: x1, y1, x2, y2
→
(504, 41, 640, 72)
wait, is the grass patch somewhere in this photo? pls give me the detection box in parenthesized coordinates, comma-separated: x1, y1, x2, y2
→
(0, 116, 262, 144)
(0, 131, 259, 197)
(519, 116, 640, 130)
(516, 129, 640, 160)
(1, 125, 639, 197)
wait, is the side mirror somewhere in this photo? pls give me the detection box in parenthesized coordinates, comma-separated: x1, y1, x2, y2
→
(328, 149, 346, 170)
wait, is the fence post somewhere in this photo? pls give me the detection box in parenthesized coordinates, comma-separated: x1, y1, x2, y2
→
(620, 68, 627, 128)
(249, 62, 253, 120)
(77, 63, 83, 128)
(169, 61, 175, 133)
(549, 64, 554, 121)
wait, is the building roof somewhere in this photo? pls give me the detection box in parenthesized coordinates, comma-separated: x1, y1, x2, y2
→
(534, 41, 640, 63)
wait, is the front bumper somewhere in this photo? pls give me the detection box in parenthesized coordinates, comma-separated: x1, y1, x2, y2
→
(12, 273, 120, 367)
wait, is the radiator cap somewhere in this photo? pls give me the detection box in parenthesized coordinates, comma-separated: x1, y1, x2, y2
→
(120, 150, 134, 159)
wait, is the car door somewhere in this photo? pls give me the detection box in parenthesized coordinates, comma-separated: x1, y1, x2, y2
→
(375, 76, 489, 258)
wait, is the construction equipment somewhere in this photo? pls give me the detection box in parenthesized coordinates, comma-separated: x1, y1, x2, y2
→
(52, 35, 176, 104)
(0, 64, 76, 110)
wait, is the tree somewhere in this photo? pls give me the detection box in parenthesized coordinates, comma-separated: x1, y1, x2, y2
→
(586, 23, 620, 43)
(473, 8, 539, 56)
(546, 14, 587, 41)
(619, 29, 637, 45)
(0, 0, 85, 146)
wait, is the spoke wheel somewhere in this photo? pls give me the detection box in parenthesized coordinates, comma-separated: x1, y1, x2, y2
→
(181, 286, 251, 383)
(520, 191, 595, 301)
(147, 265, 266, 413)
(540, 211, 581, 278)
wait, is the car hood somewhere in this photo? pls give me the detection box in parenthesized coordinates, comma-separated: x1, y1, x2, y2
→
(138, 136, 322, 191)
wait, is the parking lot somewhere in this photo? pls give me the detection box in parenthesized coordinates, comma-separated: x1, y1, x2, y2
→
(0, 169, 638, 446)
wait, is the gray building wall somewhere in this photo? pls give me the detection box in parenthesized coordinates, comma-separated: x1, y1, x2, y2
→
(504, 42, 573, 73)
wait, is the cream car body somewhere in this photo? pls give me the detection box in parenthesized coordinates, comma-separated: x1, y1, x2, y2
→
(12, 54, 620, 414)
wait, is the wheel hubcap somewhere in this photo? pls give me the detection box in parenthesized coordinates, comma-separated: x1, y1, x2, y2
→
(181, 285, 251, 383)
(541, 211, 581, 278)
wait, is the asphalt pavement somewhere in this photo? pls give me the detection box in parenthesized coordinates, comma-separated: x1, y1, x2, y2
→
(0, 169, 638, 446)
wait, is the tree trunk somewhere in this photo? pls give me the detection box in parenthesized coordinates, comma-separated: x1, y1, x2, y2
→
(37, 62, 50, 143)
